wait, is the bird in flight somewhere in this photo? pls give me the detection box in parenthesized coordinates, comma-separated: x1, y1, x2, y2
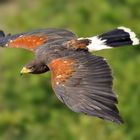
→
(0, 27, 139, 124)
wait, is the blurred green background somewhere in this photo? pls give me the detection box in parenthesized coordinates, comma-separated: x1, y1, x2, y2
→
(0, 0, 140, 140)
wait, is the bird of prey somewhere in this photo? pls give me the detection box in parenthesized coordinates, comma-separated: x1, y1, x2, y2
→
(0, 27, 139, 124)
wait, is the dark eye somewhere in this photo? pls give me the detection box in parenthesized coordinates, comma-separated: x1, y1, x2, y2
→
(28, 66, 34, 70)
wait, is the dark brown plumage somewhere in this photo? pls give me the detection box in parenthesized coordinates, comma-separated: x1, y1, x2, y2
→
(0, 27, 139, 124)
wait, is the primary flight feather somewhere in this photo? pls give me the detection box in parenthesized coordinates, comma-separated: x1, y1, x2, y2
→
(0, 27, 139, 124)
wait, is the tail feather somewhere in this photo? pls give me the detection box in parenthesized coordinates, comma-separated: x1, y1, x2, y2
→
(83, 26, 139, 51)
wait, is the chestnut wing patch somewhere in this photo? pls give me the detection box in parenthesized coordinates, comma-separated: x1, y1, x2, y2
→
(65, 39, 90, 50)
(48, 58, 77, 86)
(7, 35, 48, 51)
(48, 51, 123, 124)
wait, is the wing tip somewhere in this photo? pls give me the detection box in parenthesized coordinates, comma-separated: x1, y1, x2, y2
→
(0, 30, 6, 47)
(98, 109, 124, 124)
(0, 30, 5, 37)
(110, 115, 124, 124)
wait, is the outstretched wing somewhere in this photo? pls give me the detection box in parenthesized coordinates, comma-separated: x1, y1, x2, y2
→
(0, 28, 77, 52)
(48, 51, 123, 124)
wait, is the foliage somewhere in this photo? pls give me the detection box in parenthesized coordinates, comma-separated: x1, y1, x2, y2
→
(0, 0, 140, 139)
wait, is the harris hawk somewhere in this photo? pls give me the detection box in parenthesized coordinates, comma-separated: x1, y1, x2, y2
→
(0, 27, 139, 124)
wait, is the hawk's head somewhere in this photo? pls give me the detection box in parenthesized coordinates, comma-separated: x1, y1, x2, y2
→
(20, 60, 49, 75)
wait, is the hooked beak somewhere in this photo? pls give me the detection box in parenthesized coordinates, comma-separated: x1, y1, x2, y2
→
(20, 67, 32, 75)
